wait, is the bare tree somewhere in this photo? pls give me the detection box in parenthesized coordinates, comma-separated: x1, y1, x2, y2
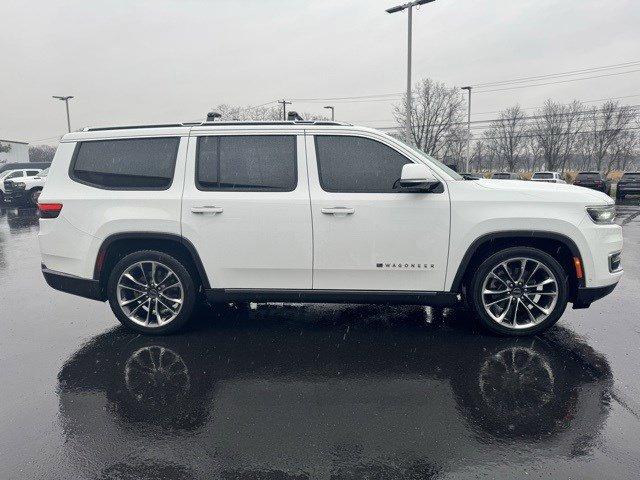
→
(530, 100, 585, 172)
(393, 78, 466, 158)
(440, 125, 469, 171)
(609, 129, 638, 173)
(485, 106, 528, 172)
(28, 145, 56, 163)
(471, 140, 487, 172)
(210, 104, 328, 122)
(582, 101, 635, 174)
(0, 142, 11, 156)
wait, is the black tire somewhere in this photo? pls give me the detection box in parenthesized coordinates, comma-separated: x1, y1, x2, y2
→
(29, 188, 42, 206)
(468, 246, 568, 336)
(107, 250, 197, 335)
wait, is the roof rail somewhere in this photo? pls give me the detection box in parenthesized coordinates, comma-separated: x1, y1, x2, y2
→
(199, 120, 351, 126)
(82, 124, 185, 132)
(80, 120, 353, 132)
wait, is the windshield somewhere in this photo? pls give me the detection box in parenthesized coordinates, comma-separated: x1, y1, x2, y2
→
(492, 173, 511, 179)
(576, 173, 601, 179)
(622, 173, 640, 179)
(533, 172, 554, 179)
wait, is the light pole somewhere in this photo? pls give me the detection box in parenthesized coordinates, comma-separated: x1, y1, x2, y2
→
(386, 0, 436, 145)
(53, 95, 74, 133)
(461, 86, 472, 172)
(324, 105, 335, 121)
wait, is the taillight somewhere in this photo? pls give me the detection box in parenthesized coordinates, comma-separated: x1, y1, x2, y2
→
(38, 203, 63, 219)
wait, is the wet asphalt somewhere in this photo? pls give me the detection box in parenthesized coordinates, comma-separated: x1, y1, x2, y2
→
(1, 203, 639, 480)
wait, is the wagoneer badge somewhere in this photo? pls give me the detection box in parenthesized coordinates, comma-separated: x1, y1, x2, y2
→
(376, 262, 436, 270)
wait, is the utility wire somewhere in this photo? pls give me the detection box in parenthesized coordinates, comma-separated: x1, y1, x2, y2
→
(475, 69, 640, 94)
(471, 60, 640, 88)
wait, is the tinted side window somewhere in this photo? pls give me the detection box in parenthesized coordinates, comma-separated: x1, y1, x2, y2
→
(315, 136, 411, 193)
(26, 170, 39, 176)
(196, 135, 297, 191)
(71, 137, 180, 189)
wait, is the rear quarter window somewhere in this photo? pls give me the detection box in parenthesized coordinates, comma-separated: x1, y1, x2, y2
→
(70, 137, 180, 190)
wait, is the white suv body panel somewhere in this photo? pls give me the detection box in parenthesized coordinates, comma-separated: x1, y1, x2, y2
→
(181, 129, 313, 289)
(445, 179, 622, 290)
(39, 128, 190, 278)
(38, 123, 623, 305)
(304, 129, 450, 291)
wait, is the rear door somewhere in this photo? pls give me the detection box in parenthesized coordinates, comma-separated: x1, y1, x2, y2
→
(306, 131, 451, 291)
(181, 129, 312, 290)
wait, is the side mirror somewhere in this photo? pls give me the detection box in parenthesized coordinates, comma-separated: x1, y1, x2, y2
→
(395, 164, 441, 192)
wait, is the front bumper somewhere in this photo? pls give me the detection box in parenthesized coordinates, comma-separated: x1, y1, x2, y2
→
(41, 265, 105, 301)
(573, 282, 618, 309)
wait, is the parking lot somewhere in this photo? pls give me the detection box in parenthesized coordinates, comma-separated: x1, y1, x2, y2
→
(1, 203, 639, 479)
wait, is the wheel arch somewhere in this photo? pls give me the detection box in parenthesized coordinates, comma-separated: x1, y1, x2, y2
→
(94, 233, 210, 295)
(450, 231, 584, 301)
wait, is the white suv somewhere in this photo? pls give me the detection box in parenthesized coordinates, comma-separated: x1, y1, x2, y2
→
(38, 121, 623, 336)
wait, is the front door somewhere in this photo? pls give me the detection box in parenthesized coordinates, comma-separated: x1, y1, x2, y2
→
(306, 133, 450, 292)
(181, 131, 312, 289)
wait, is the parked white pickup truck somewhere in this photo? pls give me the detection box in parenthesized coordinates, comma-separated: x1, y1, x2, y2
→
(4, 168, 48, 205)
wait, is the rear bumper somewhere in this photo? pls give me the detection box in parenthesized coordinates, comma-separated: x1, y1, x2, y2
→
(573, 282, 618, 309)
(41, 265, 105, 301)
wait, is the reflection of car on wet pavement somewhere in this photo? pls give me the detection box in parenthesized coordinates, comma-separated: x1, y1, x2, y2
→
(57, 306, 613, 478)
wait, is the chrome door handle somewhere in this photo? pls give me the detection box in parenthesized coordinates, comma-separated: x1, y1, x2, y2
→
(191, 206, 224, 214)
(321, 207, 355, 215)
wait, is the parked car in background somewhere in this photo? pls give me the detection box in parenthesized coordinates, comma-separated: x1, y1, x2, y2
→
(0, 167, 43, 203)
(39, 120, 622, 337)
(531, 171, 566, 184)
(491, 172, 521, 180)
(573, 172, 611, 195)
(616, 172, 640, 201)
(4, 168, 48, 205)
(0, 162, 50, 175)
(459, 172, 481, 180)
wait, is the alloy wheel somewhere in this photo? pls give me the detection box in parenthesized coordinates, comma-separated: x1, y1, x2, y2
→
(481, 257, 558, 330)
(116, 261, 184, 328)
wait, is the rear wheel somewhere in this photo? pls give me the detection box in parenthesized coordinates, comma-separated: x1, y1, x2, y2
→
(107, 250, 197, 334)
(468, 247, 568, 336)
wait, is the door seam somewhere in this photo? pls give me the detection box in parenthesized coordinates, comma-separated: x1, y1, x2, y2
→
(303, 130, 315, 289)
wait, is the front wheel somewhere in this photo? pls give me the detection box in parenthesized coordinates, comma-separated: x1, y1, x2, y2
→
(107, 250, 197, 334)
(468, 247, 568, 336)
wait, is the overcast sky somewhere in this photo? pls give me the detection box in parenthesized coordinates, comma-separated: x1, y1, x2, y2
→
(1, 0, 638, 145)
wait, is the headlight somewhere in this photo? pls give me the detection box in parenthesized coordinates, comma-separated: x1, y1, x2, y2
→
(586, 205, 616, 224)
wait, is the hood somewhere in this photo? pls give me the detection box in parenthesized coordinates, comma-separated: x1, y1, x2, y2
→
(474, 179, 612, 204)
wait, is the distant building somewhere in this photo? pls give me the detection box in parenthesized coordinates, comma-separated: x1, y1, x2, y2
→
(0, 139, 29, 164)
